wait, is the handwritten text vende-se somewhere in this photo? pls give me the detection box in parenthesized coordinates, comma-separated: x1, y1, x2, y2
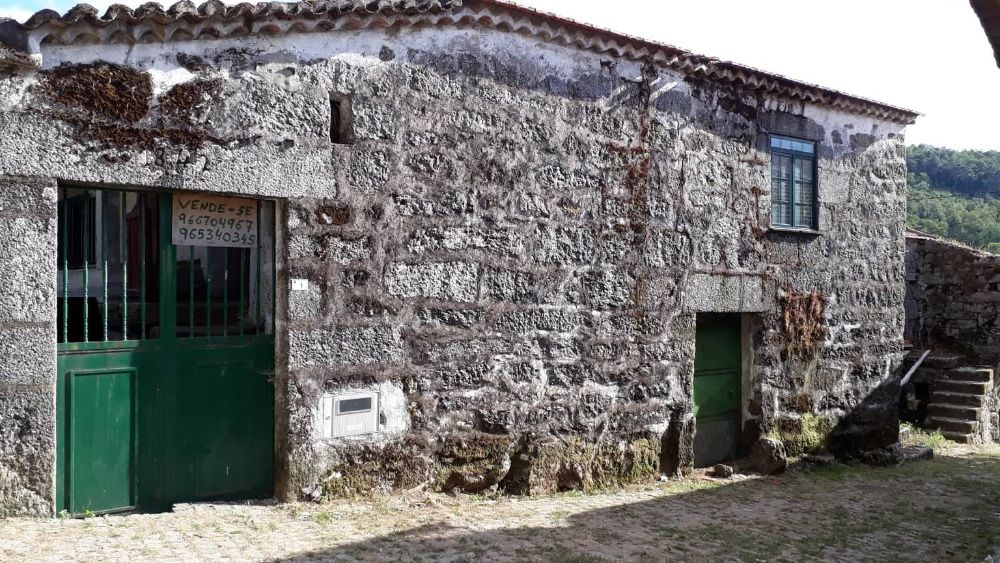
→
(172, 193, 258, 248)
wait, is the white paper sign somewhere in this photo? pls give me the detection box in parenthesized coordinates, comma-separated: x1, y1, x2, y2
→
(172, 194, 258, 248)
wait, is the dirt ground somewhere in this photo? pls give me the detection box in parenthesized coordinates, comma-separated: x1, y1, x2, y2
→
(3, 439, 999, 562)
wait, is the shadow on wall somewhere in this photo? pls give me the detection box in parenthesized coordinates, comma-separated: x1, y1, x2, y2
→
(827, 374, 902, 464)
(276, 453, 1000, 562)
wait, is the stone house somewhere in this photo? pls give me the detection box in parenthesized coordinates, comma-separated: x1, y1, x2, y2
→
(0, 0, 917, 517)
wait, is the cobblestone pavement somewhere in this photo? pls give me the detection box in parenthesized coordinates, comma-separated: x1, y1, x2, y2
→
(3, 442, 999, 562)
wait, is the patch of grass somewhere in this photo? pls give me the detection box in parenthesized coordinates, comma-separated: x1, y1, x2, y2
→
(804, 461, 857, 481)
(901, 423, 949, 449)
(551, 553, 606, 563)
(659, 478, 724, 495)
(310, 510, 334, 525)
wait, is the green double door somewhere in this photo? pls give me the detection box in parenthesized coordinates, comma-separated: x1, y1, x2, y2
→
(693, 314, 742, 467)
(56, 189, 276, 515)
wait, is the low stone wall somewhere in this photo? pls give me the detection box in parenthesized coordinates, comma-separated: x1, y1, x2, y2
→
(905, 232, 1000, 367)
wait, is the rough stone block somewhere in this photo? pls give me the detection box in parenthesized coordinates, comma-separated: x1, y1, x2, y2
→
(644, 229, 693, 268)
(0, 390, 55, 517)
(416, 308, 483, 329)
(408, 227, 524, 256)
(288, 279, 324, 322)
(0, 177, 57, 216)
(289, 325, 404, 367)
(480, 267, 537, 304)
(393, 191, 477, 217)
(324, 235, 371, 264)
(531, 225, 596, 265)
(384, 262, 478, 302)
(351, 102, 398, 141)
(684, 273, 771, 313)
(348, 150, 391, 193)
(0, 324, 56, 385)
(494, 308, 584, 334)
(581, 269, 633, 310)
(0, 216, 56, 323)
(411, 336, 511, 365)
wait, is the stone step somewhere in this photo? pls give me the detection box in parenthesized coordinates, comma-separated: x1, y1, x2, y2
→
(930, 391, 985, 407)
(941, 431, 975, 444)
(945, 367, 994, 384)
(928, 403, 980, 421)
(921, 353, 966, 370)
(928, 416, 978, 434)
(933, 380, 990, 396)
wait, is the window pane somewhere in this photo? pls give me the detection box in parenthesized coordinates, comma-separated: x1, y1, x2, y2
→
(795, 181, 814, 205)
(795, 203, 814, 228)
(175, 200, 274, 339)
(792, 140, 814, 154)
(772, 155, 791, 180)
(772, 202, 792, 226)
(794, 158, 813, 182)
(772, 178, 791, 206)
(58, 189, 160, 343)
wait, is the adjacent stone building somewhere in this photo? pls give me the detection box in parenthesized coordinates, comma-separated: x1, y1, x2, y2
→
(903, 230, 1000, 444)
(0, 0, 917, 517)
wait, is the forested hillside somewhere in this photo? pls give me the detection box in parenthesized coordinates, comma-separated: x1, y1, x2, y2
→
(906, 145, 1000, 253)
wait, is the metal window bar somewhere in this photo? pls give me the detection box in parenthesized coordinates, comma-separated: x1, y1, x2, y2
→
(82, 194, 89, 343)
(189, 245, 195, 337)
(102, 193, 109, 342)
(121, 191, 127, 341)
(256, 209, 261, 334)
(140, 192, 147, 340)
(61, 188, 68, 344)
(206, 248, 212, 337)
(223, 250, 229, 337)
(239, 248, 246, 336)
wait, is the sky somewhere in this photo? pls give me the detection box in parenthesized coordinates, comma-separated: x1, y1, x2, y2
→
(1, 0, 998, 150)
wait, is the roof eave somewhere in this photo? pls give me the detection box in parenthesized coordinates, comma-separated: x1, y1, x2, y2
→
(971, 0, 1000, 68)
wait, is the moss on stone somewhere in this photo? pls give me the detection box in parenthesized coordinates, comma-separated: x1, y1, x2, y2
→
(320, 440, 435, 498)
(436, 433, 513, 493)
(767, 413, 834, 457)
(504, 436, 661, 496)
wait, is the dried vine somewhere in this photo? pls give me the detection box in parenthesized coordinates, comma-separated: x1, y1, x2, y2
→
(780, 289, 826, 361)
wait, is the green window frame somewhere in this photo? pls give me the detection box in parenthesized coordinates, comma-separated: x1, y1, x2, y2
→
(770, 135, 817, 230)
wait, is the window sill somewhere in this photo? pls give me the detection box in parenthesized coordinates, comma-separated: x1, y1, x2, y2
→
(767, 226, 822, 236)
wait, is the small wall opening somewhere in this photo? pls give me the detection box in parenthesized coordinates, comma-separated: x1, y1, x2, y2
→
(330, 94, 353, 145)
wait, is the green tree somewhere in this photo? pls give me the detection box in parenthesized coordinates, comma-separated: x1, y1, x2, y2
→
(906, 146, 1000, 253)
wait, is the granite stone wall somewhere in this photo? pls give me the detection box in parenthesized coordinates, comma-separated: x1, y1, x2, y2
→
(0, 176, 57, 517)
(0, 25, 910, 509)
(906, 233, 1000, 367)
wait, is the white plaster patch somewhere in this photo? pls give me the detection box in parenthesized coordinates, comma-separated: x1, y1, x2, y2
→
(313, 381, 409, 443)
(146, 66, 196, 95)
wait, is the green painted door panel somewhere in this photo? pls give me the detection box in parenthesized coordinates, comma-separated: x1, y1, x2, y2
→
(693, 314, 741, 420)
(693, 314, 742, 467)
(67, 369, 135, 513)
(693, 315, 742, 376)
(171, 338, 274, 502)
(692, 370, 740, 418)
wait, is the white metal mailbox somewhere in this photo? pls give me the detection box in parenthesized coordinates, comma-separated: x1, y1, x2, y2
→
(319, 391, 379, 438)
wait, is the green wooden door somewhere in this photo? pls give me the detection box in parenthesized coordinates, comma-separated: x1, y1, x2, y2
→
(693, 314, 742, 467)
(56, 189, 275, 515)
